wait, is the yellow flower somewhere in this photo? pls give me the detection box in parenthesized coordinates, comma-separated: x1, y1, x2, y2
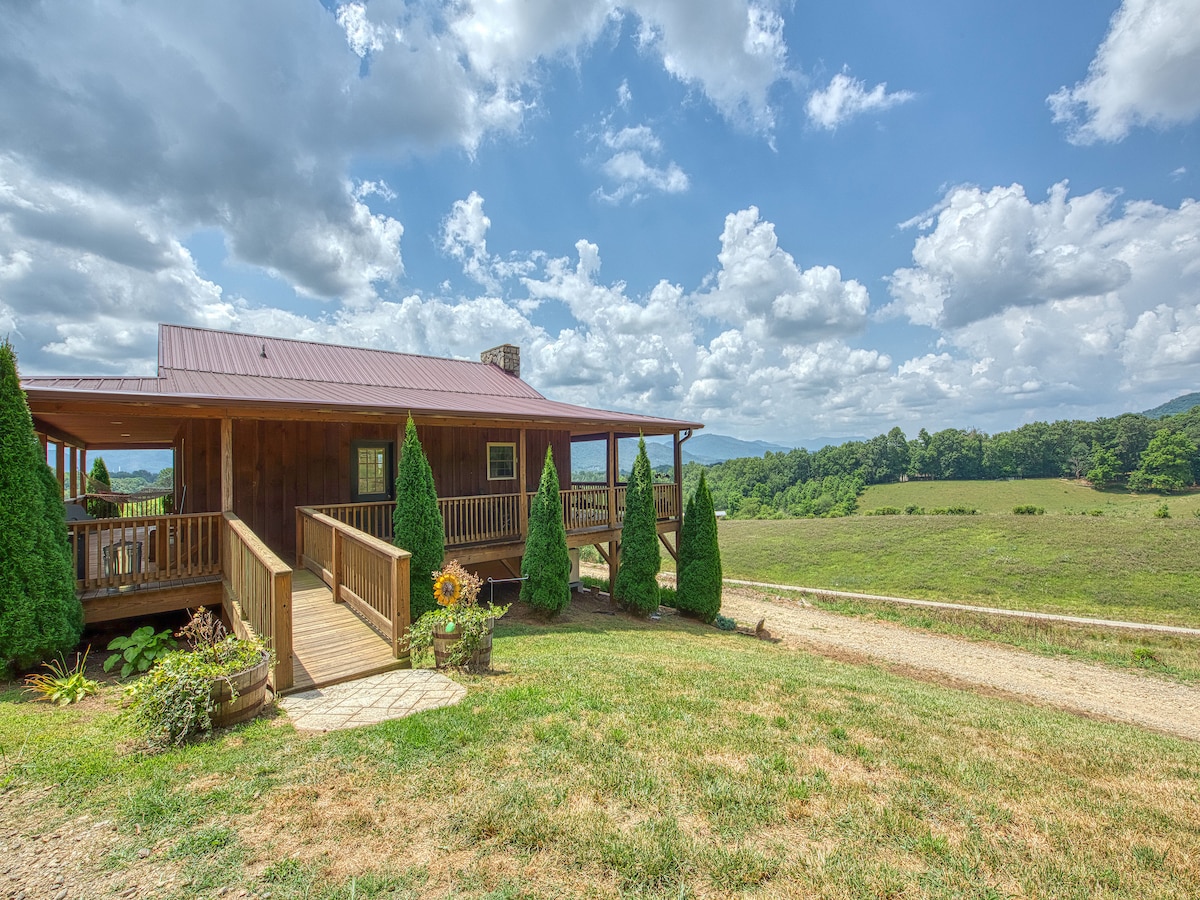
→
(434, 572, 461, 607)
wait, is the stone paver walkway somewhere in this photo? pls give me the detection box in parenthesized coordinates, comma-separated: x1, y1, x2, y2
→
(279, 668, 465, 732)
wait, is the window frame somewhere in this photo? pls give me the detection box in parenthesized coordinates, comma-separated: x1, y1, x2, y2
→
(351, 439, 395, 502)
(486, 442, 517, 482)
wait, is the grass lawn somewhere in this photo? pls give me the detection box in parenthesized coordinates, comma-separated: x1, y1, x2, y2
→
(861, 478, 1200, 517)
(3, 604, 1199, 899)
(715, 515, 1200, 627)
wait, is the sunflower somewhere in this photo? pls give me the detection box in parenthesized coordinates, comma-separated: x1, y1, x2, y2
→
(434, 571, 462, 607)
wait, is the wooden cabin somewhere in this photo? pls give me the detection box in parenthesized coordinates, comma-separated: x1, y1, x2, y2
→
(22, 325, 701, 693)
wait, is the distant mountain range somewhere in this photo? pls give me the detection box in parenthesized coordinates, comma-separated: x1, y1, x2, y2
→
(1143, 393, 1200, 419)
(570, 433, 795, 475)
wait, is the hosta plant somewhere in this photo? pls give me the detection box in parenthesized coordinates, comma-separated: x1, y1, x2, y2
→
(104, 625, 176, 678)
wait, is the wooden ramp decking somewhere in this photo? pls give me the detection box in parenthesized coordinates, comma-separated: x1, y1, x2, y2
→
(287, 569, 408, 695)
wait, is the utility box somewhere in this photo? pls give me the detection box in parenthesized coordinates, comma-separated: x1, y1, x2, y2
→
(569, 547, 581, 589)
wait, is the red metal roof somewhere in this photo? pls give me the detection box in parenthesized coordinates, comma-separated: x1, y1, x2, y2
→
(22, 324, 701, 432)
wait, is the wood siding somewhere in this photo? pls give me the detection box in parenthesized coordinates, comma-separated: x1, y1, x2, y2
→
(176, 418, 571, 556)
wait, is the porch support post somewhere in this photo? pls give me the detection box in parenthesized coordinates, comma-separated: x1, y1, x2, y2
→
(518, 428, 528, 539)
(607, 540, 618, 595)
(607, 431, 616, 528)
(55, 441, 65, 497)
(69, 445, 78, 499)
(674, 431, 683, 523)
(220, 417, 234, 512)
(37, 432, 47, 456)
(80, 448, 87, 493)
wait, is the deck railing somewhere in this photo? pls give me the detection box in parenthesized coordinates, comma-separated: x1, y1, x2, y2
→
(440, 493, 523, 546)
(306, 481, 680, 555)
(222, 513, 293, 691)
(67, 512, 222, 592)
(296, 507, 410, 659)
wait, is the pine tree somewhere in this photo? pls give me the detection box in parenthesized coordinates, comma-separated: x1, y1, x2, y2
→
(676, 471, 722, 623)
(612, 436, 661, 616)
(0, 339, 84, 674)
(521, 447, 571, 615)
(87, 456, 119, 518)
(393, 416, 445, 621)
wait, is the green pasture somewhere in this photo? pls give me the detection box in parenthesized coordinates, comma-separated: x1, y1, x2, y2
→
(3, 608, 1198, 899)
(862, 477, 1200, 517)
(715, 515, 1200, 627)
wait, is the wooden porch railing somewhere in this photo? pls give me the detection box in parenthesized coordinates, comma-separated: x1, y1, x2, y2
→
(306, 480, 680, 554)
(440, 493, 522, 546)
(296, 507, 411, 659)
(222, 513, 293, 691)
(67, 512, 222, 592)
(652, 483, 678, 520)
(307, 501, 394, 541)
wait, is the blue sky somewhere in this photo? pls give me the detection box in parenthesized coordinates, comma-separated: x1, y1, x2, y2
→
(2, 0, 1199, 444)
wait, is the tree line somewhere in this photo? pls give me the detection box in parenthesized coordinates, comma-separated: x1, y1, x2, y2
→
(684, 407, 1200, 519)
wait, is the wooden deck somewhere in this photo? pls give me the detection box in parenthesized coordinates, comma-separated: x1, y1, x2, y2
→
(287, 569, 408, 695)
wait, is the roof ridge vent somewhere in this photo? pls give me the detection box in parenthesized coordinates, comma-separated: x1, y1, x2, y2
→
(481, 344, 520, 378)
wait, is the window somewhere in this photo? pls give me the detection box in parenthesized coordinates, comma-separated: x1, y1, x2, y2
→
(352, 440, 394, 502)
(487, 442, 516, 481)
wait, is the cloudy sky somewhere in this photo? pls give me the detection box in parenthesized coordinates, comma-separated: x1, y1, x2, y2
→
(2, 0, 1199, 444)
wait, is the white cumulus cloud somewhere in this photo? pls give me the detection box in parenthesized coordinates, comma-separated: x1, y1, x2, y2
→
(1048, 0, 1200, 143)
(806, 68, 914, 130)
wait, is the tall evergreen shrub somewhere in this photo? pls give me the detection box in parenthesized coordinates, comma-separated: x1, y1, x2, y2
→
(676, 471, 722, 623)
(393, 416, 445, 621)
(86, 456, 119, 517)
(0, 339, 84, 674)
(612, 436, 660, 616)
(521, 447, 571, 616)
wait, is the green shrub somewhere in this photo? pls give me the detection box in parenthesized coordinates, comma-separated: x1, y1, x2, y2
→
(0, 339, 84, 675)
(714, 614, 737, 631)
(676, 471, 722, 623)
(612, 437, 661, 617)
(1154, 503, 1171, 519)
(393, 416, 445, 621)
(658, 585, 677, 607)
(1013, 505, 1045, 515)
(104, 625, 176, 678)
(866, 506, 902, 516)
(904, 505, 924, 515)
(86, 456, 119, 518)
(929, 505, 978, 515)
(521, 447, 571, 616)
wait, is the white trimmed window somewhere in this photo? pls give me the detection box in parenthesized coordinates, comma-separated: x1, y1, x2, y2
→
(487, 442, 516, 481)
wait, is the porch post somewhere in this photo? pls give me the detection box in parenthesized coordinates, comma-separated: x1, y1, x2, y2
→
(37, 431, 47, 456)
(221, 417, 234, 512)
(69, 445, 78, 499)
(518, 428, 528, 538)
(607, 431, 616, 528)
(54, 441, 65, 497)
(80, 448, 87, 494)
(673, 431, 683, 523)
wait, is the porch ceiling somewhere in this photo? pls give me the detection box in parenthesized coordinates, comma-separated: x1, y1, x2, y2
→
(33, 412, 179, 448)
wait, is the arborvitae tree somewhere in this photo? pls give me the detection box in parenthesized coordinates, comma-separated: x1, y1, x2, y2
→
(612, 436, 661, 616)
(0, 339, 84, 674)
(393, 416, 445, 621)
(676, 471, 722, 623)
(86, 456, 119, 517)
(521, 446, 571, 616)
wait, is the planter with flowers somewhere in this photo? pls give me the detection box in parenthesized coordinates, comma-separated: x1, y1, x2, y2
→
(404, 560, 509, 673)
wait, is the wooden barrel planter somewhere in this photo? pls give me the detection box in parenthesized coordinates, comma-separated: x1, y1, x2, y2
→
(433, 619, 494, 673)
(210, 652, 270, 728)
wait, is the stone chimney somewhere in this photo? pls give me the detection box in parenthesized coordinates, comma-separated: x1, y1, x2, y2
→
(480, 344, 520, 377)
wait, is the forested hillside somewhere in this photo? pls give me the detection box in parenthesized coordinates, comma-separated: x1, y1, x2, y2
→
(684, 407, 1200, 519)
